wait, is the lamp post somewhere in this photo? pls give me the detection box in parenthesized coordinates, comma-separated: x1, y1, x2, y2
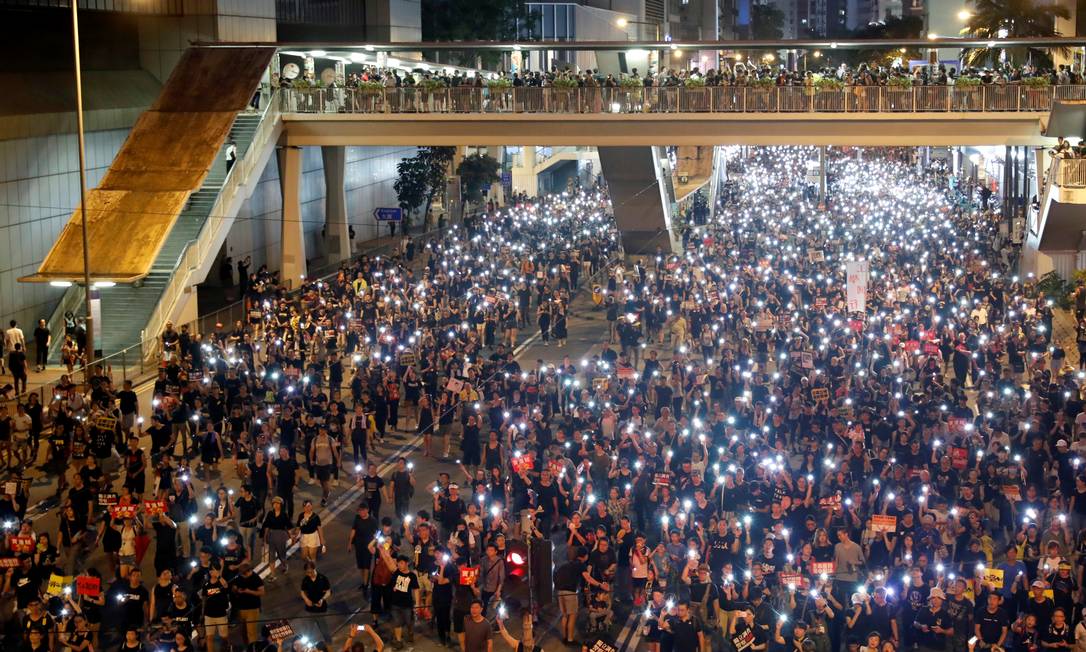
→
(71, 0, 95, 383)
(615, 17, 662, 41)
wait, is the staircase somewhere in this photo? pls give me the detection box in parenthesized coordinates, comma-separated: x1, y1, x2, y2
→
(86, 112, 265, 357)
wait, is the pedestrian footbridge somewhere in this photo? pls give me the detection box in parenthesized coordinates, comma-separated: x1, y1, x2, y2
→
(279, 85, 1058, 147)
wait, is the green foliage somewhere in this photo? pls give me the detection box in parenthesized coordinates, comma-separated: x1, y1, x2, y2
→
(551, 77, 578, 90)
(1021, 76, 1052, 87)
(620, 76, 645, 88)
(420, 78, 447, 92)
(486, 78, 512, 90)
(684, 77, 707, 88)
(357, 80, 384, 93)
(395, 147, 456, 221)
(749, 78, 776, 89)
(954, 76, 983, 88)
(887, 76, 914, 88)
(962, 0, 1071, 66)
(813, 75, 845, 91)
(843, 15, 924, 66)
(1037, 270, 1074, 309)
(421, 0, 540, 67)
(456, 153, 501, 205)
(750, 3, 784, 40)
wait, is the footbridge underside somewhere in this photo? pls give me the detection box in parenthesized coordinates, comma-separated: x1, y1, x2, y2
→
(280, 112, 1050, 148)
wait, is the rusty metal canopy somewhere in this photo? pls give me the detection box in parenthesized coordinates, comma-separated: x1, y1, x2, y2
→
(25, 46, 275, 284)
(1045, 100, 1086, 139)
(26, 190, 190, 283)
(1039, 200, 1086, 252)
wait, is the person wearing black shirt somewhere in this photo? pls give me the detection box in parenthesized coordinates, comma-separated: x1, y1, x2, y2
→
(432, 548, 457, 647)
(1042, 608, 1074, 650)
(117, 380, 139, 432)
(234, 485, 260, 555)
(200, 566, 231, 650)
(230, 561, 264, 645)
(6, 554, 40, 610)
(554, 547, 606, 645)
(435, 484, 467, 534)
(362, 463, 386, 518)
(167, 586, 195, 636)
(348, 503, 378, 590)
(118, 627, 147, 652)
(1025, 580, 1057, 634)
(975, 592, 1009, 650)
(913, 588, 952, 652)
(123, 436, 146, 496)
(271, 447, 298, 519)
(381, 546, 420, 649)
(261, 497, 292, 579)
(20, 599, 54, 649)
(300, 561, 333, 642)
(116, 568, 150, 628)
(663, 601, 703, 651)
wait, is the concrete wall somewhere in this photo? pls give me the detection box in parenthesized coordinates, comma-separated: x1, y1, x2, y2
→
(0, 129, 128, 331)
(367, 0, 423, 41)
(217, 145, 417, 277)
(138, 0, 276, 83)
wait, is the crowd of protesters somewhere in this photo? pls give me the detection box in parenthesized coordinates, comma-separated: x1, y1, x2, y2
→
(4, 143, 1086, 652)
(327, 61, 1071, 91)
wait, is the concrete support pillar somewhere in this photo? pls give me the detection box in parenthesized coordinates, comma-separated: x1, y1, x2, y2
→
(278, 146, 307, 289)
(321, 145, 351, 262)
(818, 146, 827, 205)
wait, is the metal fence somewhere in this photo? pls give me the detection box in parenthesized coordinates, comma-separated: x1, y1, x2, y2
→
(1055, 157, 1086, 188)
(280, 84, 1086, 115)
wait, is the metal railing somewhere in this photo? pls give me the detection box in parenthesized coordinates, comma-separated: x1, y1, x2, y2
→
(141, 99, 283, 367)
(279, 84, 1086, 115)
(5, 334, 164, 412)
(1054, 157, 1086, 188)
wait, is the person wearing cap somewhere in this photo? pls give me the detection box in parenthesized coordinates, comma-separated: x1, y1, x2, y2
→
(434, 482, 467, 536)
(912, 587, 951, 652)
(1048, 559, 1077, 618)
(260, 495, 292, 579)
(1026, 578, 1056, 633)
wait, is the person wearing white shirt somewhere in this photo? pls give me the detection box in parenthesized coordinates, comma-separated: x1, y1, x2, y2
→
(4, 321, 24, 356)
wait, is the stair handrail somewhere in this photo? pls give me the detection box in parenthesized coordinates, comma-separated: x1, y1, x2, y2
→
(141, 98, 282, 366)
(1033, 154, 1062, 237)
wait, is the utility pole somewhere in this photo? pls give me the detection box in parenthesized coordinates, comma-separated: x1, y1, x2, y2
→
(72, 0, 94, 383)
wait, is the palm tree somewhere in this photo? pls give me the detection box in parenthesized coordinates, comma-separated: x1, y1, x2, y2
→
(960, 0, 1070, 67)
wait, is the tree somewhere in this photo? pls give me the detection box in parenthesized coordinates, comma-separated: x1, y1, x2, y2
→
(394, 147, 456, 228)
(456, 153, 501, 207)
(843, 15, 925, 67)
(749, 3, 784, 40)
(961, 0, 1070, 66)
(421, 0, 539, 67)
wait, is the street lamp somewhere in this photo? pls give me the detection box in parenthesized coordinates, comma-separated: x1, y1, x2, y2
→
(71, 0, 95, 382)
(614, 17, 661, 41)
(957, 9, 971, 21)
